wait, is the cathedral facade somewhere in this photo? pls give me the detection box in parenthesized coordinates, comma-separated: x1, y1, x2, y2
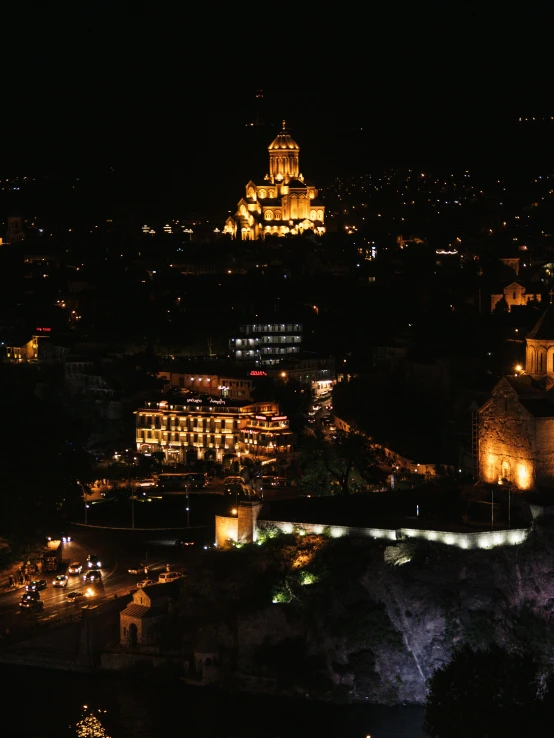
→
(478, 303, 554, 490)
(224, 121, 325, 241)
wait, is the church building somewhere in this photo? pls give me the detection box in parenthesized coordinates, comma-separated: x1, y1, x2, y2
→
(478, 301, 554, 490)
(223, 121, 325, 241)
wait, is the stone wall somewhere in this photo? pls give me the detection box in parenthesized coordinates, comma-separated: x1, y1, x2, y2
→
(258, 520, 529, 550)
(478, 377, 536, 488)
(534, 416, 554, 486)
(215, 514, 238, 547)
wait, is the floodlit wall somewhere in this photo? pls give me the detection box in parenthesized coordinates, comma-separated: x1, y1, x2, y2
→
(215, 515, 238, 548)
(258, 520, 529, 550)
(478, 378, 536, 489)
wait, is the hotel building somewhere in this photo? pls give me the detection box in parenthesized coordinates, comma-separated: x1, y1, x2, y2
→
(135, 398, 294, 464)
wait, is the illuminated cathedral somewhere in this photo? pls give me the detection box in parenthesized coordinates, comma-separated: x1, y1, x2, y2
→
(223, 121, 325, 241)
(478, 301, 554, 490)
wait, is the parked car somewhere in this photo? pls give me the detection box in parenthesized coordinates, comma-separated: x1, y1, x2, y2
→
(68, 561, 83, 575)
(136, 579, 158, 589)
(25, 579, 47, 592)
(52, 575, 68, 588)
(82, 569, 102, 583)
(158, 571, 185, 583)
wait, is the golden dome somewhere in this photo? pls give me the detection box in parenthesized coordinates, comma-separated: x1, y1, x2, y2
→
(268, 120, 299, 151)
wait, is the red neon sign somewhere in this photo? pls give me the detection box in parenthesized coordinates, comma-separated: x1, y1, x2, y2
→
(249, 370, 267, 376)
(35, 327, 51, 332)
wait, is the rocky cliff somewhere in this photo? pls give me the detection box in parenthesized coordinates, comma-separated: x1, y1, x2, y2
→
(177, 521, 554, 705)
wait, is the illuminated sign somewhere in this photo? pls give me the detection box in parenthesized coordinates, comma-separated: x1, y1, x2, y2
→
(209, 398, 226, 404)
(271, 416, 287, 421)
(249, 370, 267, 376)
(255, 415, 268, 421)
(35, 327, 51, 332)
(188, 399, 202, 404)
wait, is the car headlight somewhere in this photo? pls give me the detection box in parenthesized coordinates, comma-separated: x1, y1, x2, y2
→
(97, 562, 101, 567)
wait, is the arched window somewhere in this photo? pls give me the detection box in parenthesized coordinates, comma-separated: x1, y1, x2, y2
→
(317, 209, 323, 220)
(258, 189, 267, 200)
(310, 209, 317, 220)
(528, 346, 536, 372)
(265, 210, 273, 221)
(274, 210, 281, 220)
(269, 189, 276, 198)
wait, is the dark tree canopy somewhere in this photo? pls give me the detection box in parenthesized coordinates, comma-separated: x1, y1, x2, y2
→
(424, 644, 546, 738)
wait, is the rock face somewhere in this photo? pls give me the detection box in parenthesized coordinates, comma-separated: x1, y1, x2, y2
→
(180, 524, 554, 705)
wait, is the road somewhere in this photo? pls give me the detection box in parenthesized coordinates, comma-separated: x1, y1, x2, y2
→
(0, 526, 204, 643)
(0, 478, 299, 642)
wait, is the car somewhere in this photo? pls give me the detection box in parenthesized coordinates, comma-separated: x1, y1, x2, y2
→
(68, 561, 83, 575)
(82, 569, 102, 583)
(19, 594, 44, 611)
(52, 575, 68, 588)
(87, 554, 102, 568)
(136, 579, 158, 588)
(174, 538, 194, 547)
(66, 590, 85, 602)
(25, 579, 47, 592)
(128, 564, 148, 575)
(158, 571, 185, 583)
(61, 532, 72, 543)
(20, 591, 40, 604)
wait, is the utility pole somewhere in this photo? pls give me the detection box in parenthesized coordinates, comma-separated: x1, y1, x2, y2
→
(508, 485, 511, 529)
(185, 482, 190, 528)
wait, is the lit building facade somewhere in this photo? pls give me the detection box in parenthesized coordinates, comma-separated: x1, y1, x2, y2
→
(224, 121, 325, 241)
(490, 281, 542, 313)
(4, 332, 52, 362)
(478, 303, 554, 490)
(229, 322, 302, 365)
(135, 399, 294, 464)
(157, 371, 255, 401)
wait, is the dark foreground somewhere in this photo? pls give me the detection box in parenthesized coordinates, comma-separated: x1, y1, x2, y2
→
(0, 665, 427, 738)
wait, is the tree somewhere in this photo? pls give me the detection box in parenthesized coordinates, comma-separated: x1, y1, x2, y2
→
(298, 427, 385, 495)
(424, 644, 543, 738)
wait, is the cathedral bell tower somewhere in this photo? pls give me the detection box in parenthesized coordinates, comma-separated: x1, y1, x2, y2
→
(267, 120, 300, 184)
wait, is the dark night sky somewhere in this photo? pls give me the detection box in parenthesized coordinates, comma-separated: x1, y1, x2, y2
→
(2, 3, 554, 212)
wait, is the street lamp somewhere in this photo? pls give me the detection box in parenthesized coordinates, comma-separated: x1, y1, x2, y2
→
(84, 504, 90, 525)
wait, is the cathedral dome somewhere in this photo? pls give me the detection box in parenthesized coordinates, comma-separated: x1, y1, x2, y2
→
(268, 120, 299, 151)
